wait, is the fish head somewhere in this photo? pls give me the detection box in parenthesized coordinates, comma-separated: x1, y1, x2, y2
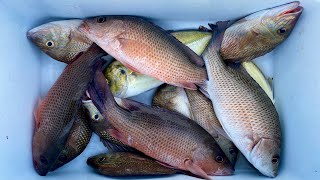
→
(193, 142, 234, 176)
(221, 1, 303, 61)
(250, 138, 281, 177)
(105, 61, 129, 98)
(32, 131, 61, 176)
(87, 153, 119, 169)
(27, 19, 92, 63)
(209, 151, 235, 175)
(49, 148, 74, 171)
(82, 99, 105, 124)
(79, 16, 125, 43)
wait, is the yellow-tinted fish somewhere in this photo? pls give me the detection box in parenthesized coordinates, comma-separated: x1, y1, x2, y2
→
(220, 2, 303, 62)
(105, 61, 163, 98)
(171, 31, 212, 55)
(241, 62, 273, 102)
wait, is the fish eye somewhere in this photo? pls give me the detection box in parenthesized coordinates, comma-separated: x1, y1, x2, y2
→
(99, 157, 106, 162)
(94, 114, 99, 120)
(46, 41, 54, 47)
(215, 156, 224, 163)
(272, 155, 280, 164)
(229, 148, 236, 155)
(58, 154, 67, 162)
(96, 16, 106, 23)
(277, 27, 286, 34)
(120, 69, 126, 74)
(40, 155, 48, 165)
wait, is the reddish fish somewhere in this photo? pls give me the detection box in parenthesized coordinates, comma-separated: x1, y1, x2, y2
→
(32, 44, 105, 176)
(88, 70, 234, 180)
(79, 16, 207, 90)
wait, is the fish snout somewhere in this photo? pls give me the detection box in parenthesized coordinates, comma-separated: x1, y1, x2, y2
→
(210, 166, 235, 176)
(26, 30, 36, 41)
(219, 167, 235, 176)
(33, 160, 49, 176)
(87, 157, 98, 168)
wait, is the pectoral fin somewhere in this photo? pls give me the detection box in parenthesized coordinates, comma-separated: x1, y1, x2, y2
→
(184, 159, 212, 180)
(34, 97, 43, 129)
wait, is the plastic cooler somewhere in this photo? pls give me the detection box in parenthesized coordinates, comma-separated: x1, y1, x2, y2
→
(0, 0, 318, 180)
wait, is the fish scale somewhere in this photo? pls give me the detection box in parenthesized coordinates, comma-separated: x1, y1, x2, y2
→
(80, 16, 207, 89)
(184, 89, 238, 166)
(50, 108, 92, 171)
(87, 152, 177, 176)
(32, 44, 105, 175)
(201, 25, 281, 177)
(88, 71, 234, 179)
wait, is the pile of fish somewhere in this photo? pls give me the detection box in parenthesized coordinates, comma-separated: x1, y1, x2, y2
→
(27, 1, 303, 179)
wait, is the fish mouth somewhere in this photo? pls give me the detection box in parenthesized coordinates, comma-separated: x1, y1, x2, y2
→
(26, 31, 34, 40)
(275, 1, 303, 17)
(280, 6, 303, 17)
(210, 167, 234, 176)
(33, 160, 49, 176)
(87, 157, 98, 168)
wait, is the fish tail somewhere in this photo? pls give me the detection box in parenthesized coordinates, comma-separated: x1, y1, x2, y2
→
(88, 70, 117, 113)
(208, 21, 230, 50)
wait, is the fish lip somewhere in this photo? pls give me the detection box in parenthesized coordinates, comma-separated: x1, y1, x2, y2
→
(210, 166, 235, 176)
(275, 1, 303, 17)
(26, 30, 36, 40)
(33, 164, 49, 176)
(86, 157, 98, 168)
(279, 5, 303, 17)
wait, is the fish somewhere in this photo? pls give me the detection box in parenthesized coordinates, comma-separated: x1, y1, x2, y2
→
(87, 70, 234, 180)
(220, 1, 303, 62)
(153, 85, 238, 166)
(82, 99, 133, 152)
(27, 19, 93, 64)
(105, 30, 212, 98)
(87, 152, 177, 176)
(32, 44, 105, 176)
(79, 16, 207, 90)
(200, 21, 281, 177)
(50, 107, 92, 171)
(152, 84, 193, 119)
(241, 61, 273, 102)
(184, 89, 238, 167)
(105, 61, 163, 98)
(171, 31, 212, 55)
